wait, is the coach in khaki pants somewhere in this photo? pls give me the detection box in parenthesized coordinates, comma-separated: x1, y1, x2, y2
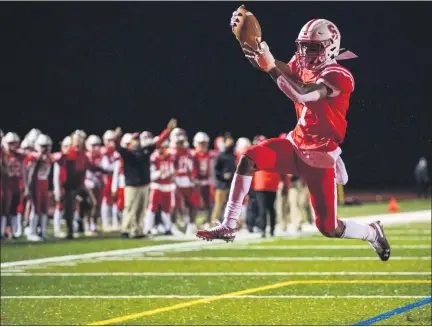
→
(114, 119, 177, 238)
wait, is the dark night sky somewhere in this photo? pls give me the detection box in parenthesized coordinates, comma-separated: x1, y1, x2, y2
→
(1, 1, 431, 189)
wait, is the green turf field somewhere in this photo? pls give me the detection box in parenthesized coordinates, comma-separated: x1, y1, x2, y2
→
(1, 200, 431, 326)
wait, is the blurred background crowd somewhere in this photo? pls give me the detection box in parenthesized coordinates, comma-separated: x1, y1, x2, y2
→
(1, 122, 317, 242)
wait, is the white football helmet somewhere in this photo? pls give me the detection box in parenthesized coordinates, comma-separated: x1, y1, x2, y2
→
(235, 137, 251, 154)
(74, 129, 87, 139)
(85, 135, 102, 151)
(295, 19, 341, 70)
(25, 128, 41, 147)
(21, 138, 32, 150)
(62, 136, 72, 151)
(2, 132, 20, 151)
(120, 133, 132, 148)
(140, 131, 154, 147)
(35, 134, 53, 153)
(103, 130, 116, 142)
(170, 128, 187, 144)
(193, 132, 210, 148)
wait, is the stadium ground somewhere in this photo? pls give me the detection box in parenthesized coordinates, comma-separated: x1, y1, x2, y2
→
(1, 199, 431, 326)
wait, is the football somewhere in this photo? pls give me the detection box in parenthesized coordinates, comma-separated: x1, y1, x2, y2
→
(231, 6, 262, 50)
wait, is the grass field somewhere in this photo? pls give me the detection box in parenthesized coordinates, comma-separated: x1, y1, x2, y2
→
(1, 199, 431, 326)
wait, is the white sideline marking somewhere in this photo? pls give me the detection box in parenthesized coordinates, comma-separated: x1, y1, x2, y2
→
(71, 256, 430, 261)
(1, 295, 429, 299)
(215, 245, 431, 250)
(289, 236, 431, 241)
(2, 210, 430, 269)
(2, 271, 430, 277)
(387, 230, 431, 235)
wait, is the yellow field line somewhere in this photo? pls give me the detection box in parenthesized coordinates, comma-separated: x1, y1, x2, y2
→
(87, 279, 431, 326)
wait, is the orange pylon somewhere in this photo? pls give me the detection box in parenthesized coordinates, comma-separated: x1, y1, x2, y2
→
(388, 197, 399, 213)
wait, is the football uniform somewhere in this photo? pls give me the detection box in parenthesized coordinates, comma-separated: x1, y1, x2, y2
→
(100, 147, 120, 205)
(245, 59, 354, 233)
(171, 147, 199, 208)
(24, 152, 53, 214)
(111, 159, 125, 211)
(149, 151, 175, 213)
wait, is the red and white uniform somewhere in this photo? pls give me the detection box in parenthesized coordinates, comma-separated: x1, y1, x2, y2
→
(52, 152, 67, 210)
(85, 151, 104, 190)
(1, 151, 25, 217)
(170, 147, 199, 208)
(100, 147, 120, 205)
(111, 159, 125, 210)
(191, 150, 214, 187)
(246, 60, 354, 233)
(287, 58, 354, 152)
(24, 152, 53, 214)
(149, 151, 175, 213)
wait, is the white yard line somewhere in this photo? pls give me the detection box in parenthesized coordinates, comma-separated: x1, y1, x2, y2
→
(64, 256, 430, 261)
(1, 295, 429, 299)
(2, 271, 430, 277)
(1, 210, 430, 269)
(209, 245, 431, 250)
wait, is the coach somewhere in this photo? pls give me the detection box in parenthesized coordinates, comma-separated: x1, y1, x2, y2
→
(114, 118, 177, 238)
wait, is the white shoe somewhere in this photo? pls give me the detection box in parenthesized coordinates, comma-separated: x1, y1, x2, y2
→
(186, 223, 197, 235)
(24, 226, 31, 236)
(84, 231, 97, 237)
(27, 234, 43, 242)
(171, 224, 183, 236)
(157, 224, 166, 234)
(150, 227, 158, 236)
(203, 223, 210, 230)
(54, 231, 67, 238)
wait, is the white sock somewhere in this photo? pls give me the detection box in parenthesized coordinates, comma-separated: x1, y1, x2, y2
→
(41, 214, 48, 237)
(1, 216, 6, 236)
(11, 215, 18, 235)
(341, 220, 377, 242)
(144, 211, 156, 234)
(101, 201, 111, 230)
(112, 204, 119, 228)
(54, 209, 62, 233)
(223, 173, 253, 229)
(73, 211, 80, 232)
(16, 213, 22, 237)
(84, 222, 91, 233)
(90, 221, 96, 232)
(161, 212, 172, 231)
(30, 213, 38, 235)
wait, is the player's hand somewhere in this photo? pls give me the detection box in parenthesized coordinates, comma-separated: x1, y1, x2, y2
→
(115, 127, 122, 139)
(167, 118, 177, 132)
(111, 192, 117, 201)
(223, 172, 233, 180)
(230, 5, 245, 31)
(242, 39, 276, 72)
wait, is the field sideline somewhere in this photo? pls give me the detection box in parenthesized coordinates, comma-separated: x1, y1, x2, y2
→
(1, 200, 431, 326)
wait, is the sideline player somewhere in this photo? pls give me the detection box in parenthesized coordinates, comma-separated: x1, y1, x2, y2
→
(197, 11, 391, 261)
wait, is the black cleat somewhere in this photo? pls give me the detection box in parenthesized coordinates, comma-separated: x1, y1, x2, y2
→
(368, 221, 391, 261)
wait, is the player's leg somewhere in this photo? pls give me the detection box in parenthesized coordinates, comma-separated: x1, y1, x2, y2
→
(302, 164, 391, 261)
(144, 188, 159, 235)
(185, 188, 199, 235)
(160, 191, 173, 234)
(255, 191, 267, 237)
(100, 191, 112, 232)
(266, 191, 277, 236)
(201, 185, 212, 225)
(197, 138, 299, 241)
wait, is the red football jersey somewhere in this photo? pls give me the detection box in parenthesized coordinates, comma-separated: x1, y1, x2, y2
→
(85, 151, 104, 188)
(287, 56, 355, 151)
(3, 150, 25, 179)
(101, 146, 120, 185)
(24, 152, 53, 181)
(150, 151, 175, 191)
(170, 148, 196, 188)
(191, 150, 213, 186)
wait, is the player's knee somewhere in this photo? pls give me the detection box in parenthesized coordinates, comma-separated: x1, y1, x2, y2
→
(315, 219, 338, 238)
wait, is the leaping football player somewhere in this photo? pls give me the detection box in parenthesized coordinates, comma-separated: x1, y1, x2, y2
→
(197, 7, 391, 261)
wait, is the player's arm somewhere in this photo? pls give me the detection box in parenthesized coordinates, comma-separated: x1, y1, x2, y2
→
(243, 41, 331, 103)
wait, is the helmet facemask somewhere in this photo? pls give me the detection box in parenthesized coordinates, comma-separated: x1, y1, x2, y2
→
(295, 39, 334, 70)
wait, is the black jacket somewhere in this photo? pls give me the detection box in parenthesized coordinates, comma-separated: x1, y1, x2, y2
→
(214, 146, 237, 190)
(116, 144, 156, 187)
